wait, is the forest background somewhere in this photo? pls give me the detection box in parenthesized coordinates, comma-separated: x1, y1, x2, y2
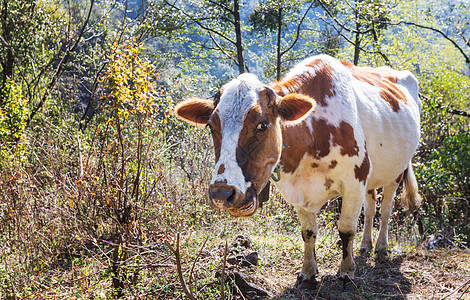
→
(0, 0, 469, 299)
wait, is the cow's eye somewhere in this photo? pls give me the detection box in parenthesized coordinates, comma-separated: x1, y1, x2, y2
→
(256, 121, 269, 132)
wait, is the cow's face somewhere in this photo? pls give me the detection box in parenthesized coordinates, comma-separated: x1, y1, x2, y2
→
(175, 74, 315, 217)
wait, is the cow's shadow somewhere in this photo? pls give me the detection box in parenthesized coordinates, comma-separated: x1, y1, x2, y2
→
(273, 252, 411, 300)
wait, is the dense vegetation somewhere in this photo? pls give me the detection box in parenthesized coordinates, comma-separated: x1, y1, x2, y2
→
(0, 0, 469, 298)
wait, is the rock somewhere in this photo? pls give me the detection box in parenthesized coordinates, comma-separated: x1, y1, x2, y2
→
(215, 270, 271, 299)
(232, 271, 271, 299)
(227, 252, 259, 267)
(425, 233, 456, 250)
(231, 235, 252, 252)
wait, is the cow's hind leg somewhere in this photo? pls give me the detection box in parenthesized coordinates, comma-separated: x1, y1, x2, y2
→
(360, 189, 376, 253)
(376, 181, 399, 252)
(294, 207, 318, 290)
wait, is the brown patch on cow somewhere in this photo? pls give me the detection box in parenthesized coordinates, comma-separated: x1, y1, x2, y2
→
(342, 61, 407, 113)
(380, 143, 383, 147)
(217, 164, 225, 175)
(208, 111, 222, 162)
(396, 172, 404, 184)
(324, 178, 334, 190)
(329, 160, 338, 169)
(311, 163, 319, 168)
(235, 103, 281, 192)
(354, 152, 370, 184)
(367, 189, 376, 201)
(280, 119, 359, 173)
(302, 229, 316, 242)
(258, 87, 276, 107)
(273, 59, 335, 106)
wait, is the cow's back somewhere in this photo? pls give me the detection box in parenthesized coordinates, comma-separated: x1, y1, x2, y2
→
(343, 63, 421, 189)
(272, 55, 421, 205)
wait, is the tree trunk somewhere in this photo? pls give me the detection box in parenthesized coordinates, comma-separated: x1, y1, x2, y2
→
(353, 0, 361, 65)
(233, 0, 245, 74)
(276, 7, 283, 81)
(1, 0, 14, 104)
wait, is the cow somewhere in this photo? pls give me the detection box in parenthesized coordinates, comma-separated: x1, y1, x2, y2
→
(175, 54, 422, 289)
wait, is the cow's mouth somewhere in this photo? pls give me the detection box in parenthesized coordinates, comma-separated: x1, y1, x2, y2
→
(228, 197, 258, 217)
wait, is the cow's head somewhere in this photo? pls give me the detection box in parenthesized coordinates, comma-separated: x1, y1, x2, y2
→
(175, 74, 315, 217)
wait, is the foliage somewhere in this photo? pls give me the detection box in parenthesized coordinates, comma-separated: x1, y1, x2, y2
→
(416, 68, 470, 246)
(0, 79, 29, 160)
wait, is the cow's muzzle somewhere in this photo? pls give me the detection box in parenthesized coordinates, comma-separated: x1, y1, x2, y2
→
(208, 183, 257, 217)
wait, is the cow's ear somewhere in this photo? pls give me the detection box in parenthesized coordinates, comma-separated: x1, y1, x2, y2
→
(277, 93, 316, 124)
(175, 98, 215, 127)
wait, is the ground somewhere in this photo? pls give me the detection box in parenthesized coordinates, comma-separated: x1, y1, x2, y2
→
(150, 204, 470, 300)
(2, 196, 469, 299)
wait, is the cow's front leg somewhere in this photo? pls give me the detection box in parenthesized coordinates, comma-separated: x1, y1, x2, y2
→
(294, 207, 318, 290)
(338, 186, 365, 280)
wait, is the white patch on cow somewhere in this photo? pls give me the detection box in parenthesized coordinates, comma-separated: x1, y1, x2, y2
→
(211, 73, 261, 193)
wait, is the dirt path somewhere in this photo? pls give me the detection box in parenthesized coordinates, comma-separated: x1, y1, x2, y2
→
(250, 249, 470, 299)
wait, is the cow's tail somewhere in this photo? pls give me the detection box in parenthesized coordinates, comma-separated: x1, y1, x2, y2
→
(401, 161, 422, 212)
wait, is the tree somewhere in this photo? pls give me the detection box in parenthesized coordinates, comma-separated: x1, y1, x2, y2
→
(317, 0, 392, 65)
(249, 0, 315, 80)
(147, 0, 249, 74)
(0, 0, 96, 123)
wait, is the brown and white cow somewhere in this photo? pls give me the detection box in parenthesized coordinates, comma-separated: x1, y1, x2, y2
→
(175, 55, 422, 289)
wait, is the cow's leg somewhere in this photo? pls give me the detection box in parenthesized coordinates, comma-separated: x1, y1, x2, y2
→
(294, 207, 318, 290)
(338, 186, 364, 279)
(360, 189, 376, 253)
(376, 181, 399, 252)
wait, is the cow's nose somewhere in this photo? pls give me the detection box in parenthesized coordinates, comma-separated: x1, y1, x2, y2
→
(209, 186, 235, 202)
(208, 185, 236, 205)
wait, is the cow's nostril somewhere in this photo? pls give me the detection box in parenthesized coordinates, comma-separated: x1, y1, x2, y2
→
(209, 186, 235, 202)
(226, 189, 235, 203)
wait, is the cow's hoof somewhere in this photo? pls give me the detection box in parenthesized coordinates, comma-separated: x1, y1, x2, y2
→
(294, 273, 317, 290)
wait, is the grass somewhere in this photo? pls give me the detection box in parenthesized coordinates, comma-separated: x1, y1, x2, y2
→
(1, 185, 469, 299)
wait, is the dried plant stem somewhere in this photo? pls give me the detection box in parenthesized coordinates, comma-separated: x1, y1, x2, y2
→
(165, 233, 196, 300)
(220, 240, 228, 300)
(189, 235, 209, 293)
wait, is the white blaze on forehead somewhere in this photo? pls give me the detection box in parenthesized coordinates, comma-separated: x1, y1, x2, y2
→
(211, 73, 261, 193)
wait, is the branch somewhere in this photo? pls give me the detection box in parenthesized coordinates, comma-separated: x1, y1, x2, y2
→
(280, 1, 316, 57)
(320, 18, 390, 59)
(419, 93, 470, 117)
(163, 0, 236, 45)
(317, 0, 375, 35)
(458, 32, 470, 48)
(316, 0, 392, 66)
(391, 21, 470, 64)
(208, 33, 238, 66)
(220, 240, 228, 300)
(28, 0, 96, 125)
(206, 0, 233, 15)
